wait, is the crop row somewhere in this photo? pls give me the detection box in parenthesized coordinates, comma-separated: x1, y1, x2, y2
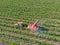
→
(0, 14, 40, 19)
(0, 16, 34, 22)
(0, 38, 20, 45)
(50, 27, 60, 32)
(0, 16, 20, 21)
(0, 15, 34, 20)
(0, 32, 54, 45)
(43, 31, 60, 37)
(0, 19, 17, 24)
(0, 22, 14, 28)
(0, 26, 60, 42)
(43, 23, 60, 28)
(0, 17, 33, 23)
(1, 15, 60, 25)
(0, 15, 60, 24)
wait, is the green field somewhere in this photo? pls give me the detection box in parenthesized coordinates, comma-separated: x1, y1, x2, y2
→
(0, 0, 60, 45)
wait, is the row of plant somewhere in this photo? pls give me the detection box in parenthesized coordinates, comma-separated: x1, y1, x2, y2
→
(0, 32, 54, 45)
(0, 17, 33, 24)
(0, 15, 36, 22)
(50, 27, 60, 32)
(0, 14, 40, 19)
(1, 15, 60, 25)
(0, 14, 60, 25)
(0, 15, 32, 20)
(0, 22, 14, 28)
(43, 24, 60, 32)
(0, 19, 12, 23)
(0, 15, 58, 24)
(0, 18, 33, 24)
(0, 16, 34, 22)
(0, 26, 60, 42)
(43, 31, 60, 37)
(0, 16, 20, 21)
(44, 24, 60, 28)
(0, 38, 20, 45)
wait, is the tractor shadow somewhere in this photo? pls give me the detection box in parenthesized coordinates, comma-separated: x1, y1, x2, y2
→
(38, 26, 49, 31)
(34, 26, 49, 34)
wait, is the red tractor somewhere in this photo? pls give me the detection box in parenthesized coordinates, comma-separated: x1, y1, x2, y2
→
(14, 20, 39, 32)
(14, 20, 48, 33)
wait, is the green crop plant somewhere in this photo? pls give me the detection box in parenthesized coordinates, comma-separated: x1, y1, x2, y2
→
(0, 38, 20, 45)
(0, 32, 54, 45)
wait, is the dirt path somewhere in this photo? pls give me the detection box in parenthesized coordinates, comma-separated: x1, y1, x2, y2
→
(0, 42, 3, 45)
(0, 31, 60, 45)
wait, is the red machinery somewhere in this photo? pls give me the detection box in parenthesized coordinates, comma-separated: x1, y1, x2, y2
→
(27, 20, 39, 33)
(14, 20, 39, 33)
